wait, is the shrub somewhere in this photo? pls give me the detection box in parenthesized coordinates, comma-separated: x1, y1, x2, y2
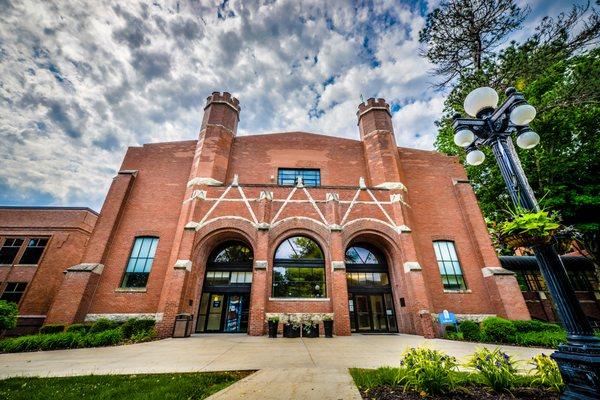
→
(480, 317, 516, 343)
(66, 323, 89, 334)
(81, 328, 123, 347)
(468, 347, 518, 392)
(512, 319, 563, 333)
(88, 318, 119, 334)
(39, 324, 66, 335)
(120, 318, 155, 339)
(130, 328, 157, 343)
(514, 330, 566, 348)
(445, 331, 463, 340)
(0, 300, 18, 331)
(530, 353, 564, 392)
(39, 332, 80, 351)
(0, 335, 44, 352)
(400, 347, 458, 395)
(459, 320, 481, 341)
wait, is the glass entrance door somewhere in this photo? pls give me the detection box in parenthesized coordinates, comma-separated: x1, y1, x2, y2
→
(196, 292, 249, 333)
(350, 293, 393, 333)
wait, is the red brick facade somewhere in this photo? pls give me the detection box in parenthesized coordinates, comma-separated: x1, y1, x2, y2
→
(2, 92, 532, 337)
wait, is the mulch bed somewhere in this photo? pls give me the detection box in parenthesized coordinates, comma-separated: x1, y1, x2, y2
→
(360, 386, 559, 399)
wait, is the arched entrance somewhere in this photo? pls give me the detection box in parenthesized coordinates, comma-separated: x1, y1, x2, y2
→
(195, 241, 253, 333)
(345, 244, 398, 333)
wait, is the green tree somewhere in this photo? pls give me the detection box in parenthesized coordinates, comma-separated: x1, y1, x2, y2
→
(0, 300, 18, 337)
(420, 2, 600, 280)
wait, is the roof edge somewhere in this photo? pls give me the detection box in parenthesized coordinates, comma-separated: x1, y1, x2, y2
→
(0, 206, 99, 216)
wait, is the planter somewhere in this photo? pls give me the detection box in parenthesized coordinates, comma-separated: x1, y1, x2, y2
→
(283, 323, 300, 338)
(503, 232, 554, 249)
(302, 324, 319, 338)
(268, 320, 278, 338)
(323, 320, 333, 338)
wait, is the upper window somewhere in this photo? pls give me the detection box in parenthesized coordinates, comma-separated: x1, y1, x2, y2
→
(0, 238, 24, 265)
(433, 241, 467, 291)
(0, 282, 27, 304)
(19, 238, 49, 265)
(121, 237, 158, 288)
(272, 236, 325, 298)
(278, 168, 320, 187)
(514, 269, 547, 292)
(345, 246, 381, 264)
(210, 242, 253, 264)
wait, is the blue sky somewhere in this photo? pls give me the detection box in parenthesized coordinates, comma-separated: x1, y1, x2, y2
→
(0, 0, 582, 211)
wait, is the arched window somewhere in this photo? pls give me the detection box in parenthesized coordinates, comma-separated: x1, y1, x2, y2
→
(205, 241, 253, 285)
(345, 246, 381, 264)
(272, 236, 325, 298)
(345, 245, 389, 287)
(209, 242, 253, 264)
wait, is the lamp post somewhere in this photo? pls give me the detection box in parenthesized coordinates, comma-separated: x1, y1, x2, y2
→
(452, 86, 600, 399)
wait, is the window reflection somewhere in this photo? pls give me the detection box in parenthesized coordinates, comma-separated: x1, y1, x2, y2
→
(272, 236, 325, 298)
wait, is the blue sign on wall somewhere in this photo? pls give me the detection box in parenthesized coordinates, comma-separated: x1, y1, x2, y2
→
(438, 310, 457, 325)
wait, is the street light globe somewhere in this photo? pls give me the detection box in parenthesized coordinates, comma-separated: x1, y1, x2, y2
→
(466, 149, 485, 165)
(510, 104, 536, 125)
(453, 129, 475, 147)
(464, 87, 499, 117)
(516, 130, 540, 149)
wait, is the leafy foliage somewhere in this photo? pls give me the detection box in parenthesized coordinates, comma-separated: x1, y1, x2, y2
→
(0, 300, 18, 331)
(65, 323, 89, 334)
(514, 330, 566, 348)
(120, 318, 155, 339)
(512, 319, 562, 333)
(400, 348, 459, 394)
(530, 354, 564, 392)
(499, 209, 560, 241)
(88, 318, 120, 334)
(39, 324, 66, 335)
(459, 320, 481, 341)
(480, 317, 517, 343)
(468, 347, 518, 392)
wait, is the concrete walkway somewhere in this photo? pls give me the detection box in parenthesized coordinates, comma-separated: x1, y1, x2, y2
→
(0, 334, 551, 399)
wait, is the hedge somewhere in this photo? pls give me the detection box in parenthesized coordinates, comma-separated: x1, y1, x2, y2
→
(458, 320, 480, 341)
(480, 317, 517, 343)
(120, 318, 155, 339)
(88, 318, 120, 334)
(65, 323, 89, 334)
(39, 324, 66, 335)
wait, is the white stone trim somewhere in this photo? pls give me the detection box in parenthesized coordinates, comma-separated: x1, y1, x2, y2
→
(270, 186, 298, 224)
(326, 192, 339, 202)
(185, 221, 199, 229)
(397, 224, 411, 233)
(85, 313, 163, 322)
(269, 297, 330, 302)
(254, 260, 268, 270)
(359, 177, 367, 189)
(187, 177, 223, 187)
(199, 185, 233, 225)
(259, 191, 273, 201)
(303, 187, 328, 225)
(482, 267, 515, 277)
(454, 313, 496, 323)
(403, 261, 422, 272)
(329, 224, 342, 232)
(115, 287, 147, 293)
(443, 289, 473, 294)
(331, 261, 345, 270)
(256, 222, 270, 230)
(375, 181, 407, 191)
(365, 187, 395, 226)
(238, 185, 258, 224)
(174, 259, 192, 272)
(65, 263, 104, 274)
(231, 174, 239, 187)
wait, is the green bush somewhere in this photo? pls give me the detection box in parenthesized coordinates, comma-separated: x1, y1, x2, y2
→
(459, 320, 481, 341)
(514, 330, 566, 348)
(445, 331, 463, 340)
(81, 328, 123, 347)
(0, 334, 43, 352)
(39, 332, 80, 351)
(130, 328, 157, 343)
(468, 347, 518, 392)
(512, 319, 563, 333)
(39, 324, 66, 335)
(120, 318, 156, 339)
(530, 353, 564, 392)
(88, 318, 119, 334)
(400, 347, 458, 395)
(480, 317, 516, 343)
(66, 323, 89, 334)
(0, 300, 18, 331)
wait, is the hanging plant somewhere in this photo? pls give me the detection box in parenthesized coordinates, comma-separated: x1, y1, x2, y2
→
(499, 207, 561, 249)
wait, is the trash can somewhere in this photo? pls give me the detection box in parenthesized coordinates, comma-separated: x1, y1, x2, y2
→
(173, 313, 192, 338)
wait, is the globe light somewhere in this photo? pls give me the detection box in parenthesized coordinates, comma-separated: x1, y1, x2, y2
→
(516, 129, 540, 149)
(466, 149, 485, 165)
(510, 104, 536, 125)
(464, 87, 499, 117)
(453, 129, 475, 147)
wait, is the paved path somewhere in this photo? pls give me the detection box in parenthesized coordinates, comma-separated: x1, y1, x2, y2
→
(0, 334, 551, 399)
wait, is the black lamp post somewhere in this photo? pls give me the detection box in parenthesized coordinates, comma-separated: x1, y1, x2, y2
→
(452, 86, 600, 399)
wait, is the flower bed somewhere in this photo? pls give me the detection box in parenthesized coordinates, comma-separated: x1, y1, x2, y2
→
(0, 317, 156, 353)
(350, 347, 563, 399)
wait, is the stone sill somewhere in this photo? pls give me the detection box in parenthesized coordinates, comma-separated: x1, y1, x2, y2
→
(115, 287, 147, 293)
(0, 264, 38, 267)
(268, 297, 330, 302)
(443, 289, 472, 294)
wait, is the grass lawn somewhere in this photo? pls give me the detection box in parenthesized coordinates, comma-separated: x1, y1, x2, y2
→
(0, 371, 253, 400)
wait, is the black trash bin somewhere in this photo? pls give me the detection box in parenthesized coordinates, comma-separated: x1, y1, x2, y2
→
(173, 313, 192, 338)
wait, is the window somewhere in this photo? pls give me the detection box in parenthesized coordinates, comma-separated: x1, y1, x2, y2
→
(272, 236, 325, 298)
(0, 238, 24, 264)
(121, 237, 158, 288)
(433, 241, 467, 290)
(514, 269, 547, 292)
(278, 168, 320, 187)
(18, 238, 48, 265)
(345, 246, 381, 264)
(210, 242, 253, 264)
(1, 282, 27, 303)
(568, 270, 597, 292)
(205, 271, 253, 285)
(346, 272, 390, 286)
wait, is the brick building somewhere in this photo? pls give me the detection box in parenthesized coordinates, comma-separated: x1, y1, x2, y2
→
(2, 92, 536, 338)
